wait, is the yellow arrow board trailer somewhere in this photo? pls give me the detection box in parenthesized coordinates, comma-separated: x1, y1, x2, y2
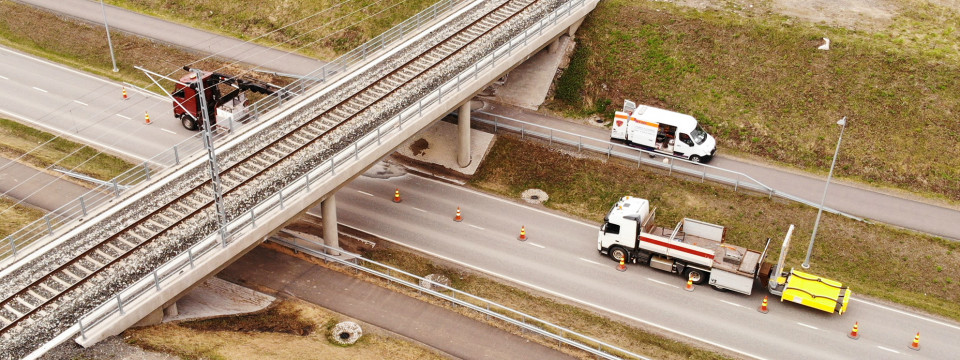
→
(778, 269, 852, 314)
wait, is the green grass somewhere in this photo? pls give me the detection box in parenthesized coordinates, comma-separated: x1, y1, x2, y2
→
(548, 0, 960, 201)
(0, 118, 136, 181)
(0, 196, 46, 240)
(470, 135, 960, 322)
(105, 0, 443, 60)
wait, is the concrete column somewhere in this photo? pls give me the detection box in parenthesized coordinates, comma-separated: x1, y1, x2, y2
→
(549, 37, 561, 54)
(321, 195, 340, 256)
(568, 18, 584, 37)
(457, 101, 472, 168)
(163, 302, 178, 318)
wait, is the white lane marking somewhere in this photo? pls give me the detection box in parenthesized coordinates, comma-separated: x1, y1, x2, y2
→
(32, 87, 48, 93)
(854, 298, 960, 331)
(338, 223, 766, 360)
(796, 323, 818, 330)
(648, 278, 680, 289)
(160, 128, 177, 135)
(579, 258, 604, 266)
(412, 207, 427, 213)
(0, 75, 8, 80)
(528, 243, 545, 249)
(73, 100, 88, 106)
(415, 174, 960, 333)
(116, 114, 131, 120)
(356, 190, 374, 197)
(0, 109, 150, 162)
(719, 300, 746, 309)
(877, 346, 899, 354)
(468, 224, 484, 230)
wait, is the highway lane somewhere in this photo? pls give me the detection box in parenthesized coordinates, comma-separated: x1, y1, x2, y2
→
(0, 46, 196, 165)
(329, 172, 958, 360)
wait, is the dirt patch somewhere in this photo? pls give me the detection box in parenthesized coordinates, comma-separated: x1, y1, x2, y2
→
(409, 138, 430, 157)
(179, 302, 314, 336)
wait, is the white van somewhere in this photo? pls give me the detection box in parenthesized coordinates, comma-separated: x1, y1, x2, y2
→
(611, 100, 717, 163)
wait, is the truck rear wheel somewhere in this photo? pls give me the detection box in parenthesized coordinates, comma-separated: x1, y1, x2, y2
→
(180, 115, 198, 131)
(609, 247, 630, 263)
(684, 268, 708, 285)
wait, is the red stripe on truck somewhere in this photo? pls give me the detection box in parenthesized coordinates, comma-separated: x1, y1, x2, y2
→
(640, 236, 716, 260)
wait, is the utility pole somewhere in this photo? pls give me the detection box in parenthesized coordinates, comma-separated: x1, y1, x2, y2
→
(802, 116, 847, 269)
(100, 0, 119, 72)
(193, 69, 229, 245)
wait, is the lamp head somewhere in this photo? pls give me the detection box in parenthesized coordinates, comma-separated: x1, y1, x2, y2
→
(837, 117, 847, 127)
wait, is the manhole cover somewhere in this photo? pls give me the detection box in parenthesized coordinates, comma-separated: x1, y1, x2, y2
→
(330, 321, 362, 345)
(521, 189, 549, 204)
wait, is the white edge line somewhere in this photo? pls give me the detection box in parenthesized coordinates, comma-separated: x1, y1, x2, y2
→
(468, 224, 484, 230)
(72, 100, 88, 106)
(853, 298, 960, 331)
(356, 190, 374, 197)
(417, 174, 960, 332)
(528, 243, 545, 249)
(719, 300, 746, 309)
(0, 47, 127, 88)
(160, 128, 177, 135)
(796, 322, 818, 330)
(0, 109, 150, 162)
(338, 223, 767, 360)
(647, 278, 680, 289)
(412, 207, 427, 213)
(876, 346, 899, 354)
(579, 258, 604, 266)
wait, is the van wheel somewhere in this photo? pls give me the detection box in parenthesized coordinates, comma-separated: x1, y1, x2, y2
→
(684, 268, 707, 285)
(689, 155, 702, 163)
(609, 247, 630, 263)
(180, 115, 198, 131)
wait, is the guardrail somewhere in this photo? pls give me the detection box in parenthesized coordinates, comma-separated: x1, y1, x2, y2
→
(270, 234, 648, 360)
(471, 110, 864, 221)
(21, 1, 598, 358)
(0, 0, 474, 265)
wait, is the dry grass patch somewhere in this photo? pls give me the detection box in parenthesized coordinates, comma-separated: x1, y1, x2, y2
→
(106, 0, 443, 59)
(550, 0, 960, 201)
(470, 135, 960, 321)
(124, 299, 443, 360)
(0, 196, 45, 240)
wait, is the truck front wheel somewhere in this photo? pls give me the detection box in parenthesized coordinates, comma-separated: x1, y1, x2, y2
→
(180, 115, 198, 131)
(684, 268, 708, 285)
(689, 155, 702, 163)
(609, 247, 630, 263)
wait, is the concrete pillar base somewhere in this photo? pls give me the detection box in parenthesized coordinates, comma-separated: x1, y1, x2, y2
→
(569, 18, 584, 37)
(457, 101, 472, 168)
(163, 302, 179, 318)
(549, 38, 561, 54)
(132, 307, 163, 328)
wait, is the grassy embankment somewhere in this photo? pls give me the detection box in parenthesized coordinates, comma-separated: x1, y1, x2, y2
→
(124, 299, 445, 360)
(105, 0, 442, 59)
(550, 0, 960, 202)
(470, 135, 960, 322)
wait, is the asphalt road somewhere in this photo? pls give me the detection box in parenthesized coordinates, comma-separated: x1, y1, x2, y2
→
(326, 172, 959, 360)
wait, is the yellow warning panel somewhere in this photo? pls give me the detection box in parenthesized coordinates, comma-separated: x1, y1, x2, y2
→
(781, 268, 851, 314)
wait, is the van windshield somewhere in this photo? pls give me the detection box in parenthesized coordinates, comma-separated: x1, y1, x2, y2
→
(691, 125, 708, 145)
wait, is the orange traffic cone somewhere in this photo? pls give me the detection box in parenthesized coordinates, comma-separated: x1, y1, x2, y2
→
(393, 189, 401, 203)
(848, 322, 860, 340)
(758, 296, 769, 314)
(454, 207, 462, 222)
(617, 257, 626, 272)
(908, 332, 920, 351)
(122, 87, 128, 100)
(144, 111, 151, 125)
(685, 278, 694, 292)
(518, 226, 527, 241)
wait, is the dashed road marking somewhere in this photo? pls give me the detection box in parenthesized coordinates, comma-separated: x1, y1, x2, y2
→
(468, 224, 484, 230)
(0, 75, 8, 80)
(877, 346, 899, 354)
(160, 128, 177, 135)
(796, 323, 818, 330)
(719, 300, 746, 309)
(412, 207, 426, 213)
(73, 100, 88, 106)
(116, 114, 131, 120)
(528, 243, 545, 249)
(356, 190, 374, 197)
(32, 87, 47, 93)
(648, 278, 680, 289)
(578, 258, 604, 266)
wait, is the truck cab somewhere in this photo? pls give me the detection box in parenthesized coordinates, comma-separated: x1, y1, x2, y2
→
(611, 100, 717, 163)
(598, 196, 649, 256)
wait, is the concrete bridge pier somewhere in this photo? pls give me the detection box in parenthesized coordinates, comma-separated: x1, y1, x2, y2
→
(321, 194, 340, 256)
(569, 18, 584, 37)
(457, 101, 472, 168)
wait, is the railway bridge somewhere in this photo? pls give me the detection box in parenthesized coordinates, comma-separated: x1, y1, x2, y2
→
(0, 0, 599, 357)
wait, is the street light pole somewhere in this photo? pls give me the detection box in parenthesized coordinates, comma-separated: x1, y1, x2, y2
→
(100, 0, 119, 72)
(802, 116, 847, 269)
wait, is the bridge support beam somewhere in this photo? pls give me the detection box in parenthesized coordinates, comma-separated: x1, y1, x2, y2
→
(569, 18, 584, 37)
(321, 195, 340, 256)
(458, 101, 472, 168)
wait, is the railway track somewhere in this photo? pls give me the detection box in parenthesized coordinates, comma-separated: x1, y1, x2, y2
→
(0, 0, 556, 347)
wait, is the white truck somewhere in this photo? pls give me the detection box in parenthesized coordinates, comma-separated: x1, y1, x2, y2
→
(597, 196, 852, 313)
(611, 100, 717, 163)
(598, 196, 770, 294)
